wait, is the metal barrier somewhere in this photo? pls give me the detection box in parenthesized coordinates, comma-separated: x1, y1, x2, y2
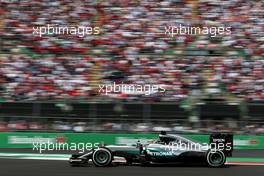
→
(0, 102, 263, 120)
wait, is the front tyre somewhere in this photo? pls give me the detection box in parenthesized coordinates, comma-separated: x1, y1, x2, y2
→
(206, 150, 226, 167)
(92, 148, 112, 167)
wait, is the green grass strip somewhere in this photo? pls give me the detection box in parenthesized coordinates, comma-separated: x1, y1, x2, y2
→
(227, 157, 264, 162)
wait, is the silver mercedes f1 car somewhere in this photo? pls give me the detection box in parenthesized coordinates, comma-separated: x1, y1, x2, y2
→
(69, 132, 233, 167)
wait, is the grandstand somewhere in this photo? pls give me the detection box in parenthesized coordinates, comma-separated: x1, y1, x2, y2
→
(0, 0, 263, 134)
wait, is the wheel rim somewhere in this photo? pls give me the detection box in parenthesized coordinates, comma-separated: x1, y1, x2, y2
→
(210, 152, 223, 164)
(95, 151, 109, 164)
(207, 151, 225, 167)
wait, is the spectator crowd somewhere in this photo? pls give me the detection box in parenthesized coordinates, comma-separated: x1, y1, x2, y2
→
(0, 0, 263, 102)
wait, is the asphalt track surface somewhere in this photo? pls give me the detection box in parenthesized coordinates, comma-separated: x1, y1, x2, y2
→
(0, 150, 263, 176)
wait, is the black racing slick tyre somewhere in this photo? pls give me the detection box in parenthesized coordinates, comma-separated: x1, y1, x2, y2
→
(92, 148, 113, 167)
(206, 150, 226, 167)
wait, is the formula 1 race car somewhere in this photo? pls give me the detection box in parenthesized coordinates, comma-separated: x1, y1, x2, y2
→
(69, 132, 233, 167)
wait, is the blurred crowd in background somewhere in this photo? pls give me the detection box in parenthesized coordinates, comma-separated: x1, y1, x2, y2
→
(0, 0, 263, 134)
(0, 0, 263, 102)
(0, 0, 263, 55)
(0, 119, 264, 135)
(0, 56, 263, 102)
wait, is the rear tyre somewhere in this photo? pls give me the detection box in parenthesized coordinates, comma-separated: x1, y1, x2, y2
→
(92, 148, 112, 167)
(206, 150, 226, 167)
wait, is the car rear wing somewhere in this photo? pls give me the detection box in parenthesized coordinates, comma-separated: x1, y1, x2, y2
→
(209, 133, 233, 157)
